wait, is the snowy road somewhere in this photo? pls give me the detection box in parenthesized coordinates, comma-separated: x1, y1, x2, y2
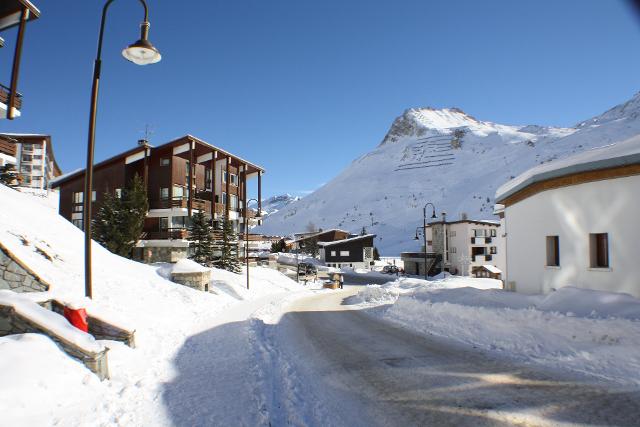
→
(265, 288, 640, 426)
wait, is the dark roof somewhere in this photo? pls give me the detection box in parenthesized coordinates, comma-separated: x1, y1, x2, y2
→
(427, 219, 499, 227)
(318, 234, 376, 247)
(0, 1, 40, 32)
(50, 135, 266, 188)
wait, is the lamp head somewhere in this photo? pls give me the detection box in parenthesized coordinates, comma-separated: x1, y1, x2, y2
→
(122, 22, 161, 65)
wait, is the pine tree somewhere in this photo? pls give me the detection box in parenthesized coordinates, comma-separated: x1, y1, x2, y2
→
(92, 174, 148, 258)
(93, 192, 125, 255)
(188, 211, 214, 265)
(0, 164, 21, 188)
(270, 238, 286, 253)
(215, 216, 242, 273)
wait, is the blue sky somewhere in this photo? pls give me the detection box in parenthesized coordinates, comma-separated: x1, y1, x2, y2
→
(2, 0, 640, 199)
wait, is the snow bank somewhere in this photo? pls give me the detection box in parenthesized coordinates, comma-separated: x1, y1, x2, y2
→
(0, 290, 103, 353)
(171, 258, 209, 273)
(0, 185, 303, 425)
(0, 334, 101, 425)
(351, 279, 640, 385)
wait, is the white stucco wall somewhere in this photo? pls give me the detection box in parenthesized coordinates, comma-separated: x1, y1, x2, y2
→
(504, 174, 640, 297)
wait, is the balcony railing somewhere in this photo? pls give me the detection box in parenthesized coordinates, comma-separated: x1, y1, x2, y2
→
(0, 83, 22, 110)
(0, 138, 16, 156)
(149, 197, 210, 211)
(143, 228, 189, 240)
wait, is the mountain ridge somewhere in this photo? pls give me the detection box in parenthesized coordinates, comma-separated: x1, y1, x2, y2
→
(258, 92, 640, 255)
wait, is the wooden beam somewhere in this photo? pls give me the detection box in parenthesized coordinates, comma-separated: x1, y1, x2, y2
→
(225, 157, 230, 218)
(258, 171, 262, 214)
(188, 140, 194, 216)
(243, 164, 248, 235)
(210, 150, 216, 219)
(8, 7, 29, 120)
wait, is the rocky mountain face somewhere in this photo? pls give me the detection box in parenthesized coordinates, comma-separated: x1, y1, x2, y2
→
(257, 92, 640, 255)
(250, 194, 301, 217)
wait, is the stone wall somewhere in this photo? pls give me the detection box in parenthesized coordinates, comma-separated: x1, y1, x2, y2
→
(0, 304, 109, 380)
(171, 270, 211, 292)
(0, 245, 49, 293)
(142, 246, 188, 263)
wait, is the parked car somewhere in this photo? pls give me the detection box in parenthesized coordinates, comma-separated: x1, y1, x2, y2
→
(382, 265, 399, 274)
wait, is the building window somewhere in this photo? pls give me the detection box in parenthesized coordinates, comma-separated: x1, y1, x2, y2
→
(331, 251, 336, 256)
(546, 236, 559, 267)
(92, 191, 96, 202)
(340, 251, 349, 257)
(426, 240, 432, 246)
(222, 192, 227, 204)
(449, 230, 456, 237)
(491, 229, 497, 237)
(73, 191, 83, 204)
(72, 219, 83, 229)
(230, 173, 238, 186)
(173, 216, 189, 229)
(590, 233, 609, 268)
(474, 229, 484, 237)
(173, 185, 184, 199)
(160, 158, 170, 166)
(115, 188, 122, 198)
(230, 194, 238, 210)
(160, 188, 169, 200)
(73, 205, 83, 212)
(490, 246, 497, 254)
(22, 143, 33, 151)
(159, 217, 169, 232)
(205, 168, 212, 190)
(222, 171, 227, 183)
(450, 247, 457, 254)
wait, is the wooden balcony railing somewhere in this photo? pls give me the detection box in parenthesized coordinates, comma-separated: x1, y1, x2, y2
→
(143, 228, 189, 240)
(0, 138, 16, 156)
(0, 83, 22, 110)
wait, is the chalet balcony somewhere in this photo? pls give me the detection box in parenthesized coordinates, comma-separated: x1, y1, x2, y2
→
(0, 137, 16, 157)
(149, 196, 211, 212)
(143, 228, 189, 240)
(471, 254, 493, 263)
(0, 83, 22, 118)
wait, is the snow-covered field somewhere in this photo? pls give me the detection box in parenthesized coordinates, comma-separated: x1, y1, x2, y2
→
(0, 185, 306, 426)
(348, 277, 640, 386)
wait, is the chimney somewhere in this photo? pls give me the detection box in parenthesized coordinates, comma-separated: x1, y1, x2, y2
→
(460, 212, 468, 220)
(441, 212, 447, 223)
(138, 139, 148, 146)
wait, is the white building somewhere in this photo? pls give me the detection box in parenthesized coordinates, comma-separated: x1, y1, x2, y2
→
(0, 133, 61, 190)
(495, 134, 640, 298)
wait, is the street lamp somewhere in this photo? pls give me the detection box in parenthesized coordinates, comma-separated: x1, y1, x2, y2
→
(414, 202, 437, 280)
(245, 198, 261, 290)
(83, 0, 161, 299)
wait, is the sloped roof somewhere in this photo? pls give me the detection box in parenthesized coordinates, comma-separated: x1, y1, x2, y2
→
(318, 234, 376, 247)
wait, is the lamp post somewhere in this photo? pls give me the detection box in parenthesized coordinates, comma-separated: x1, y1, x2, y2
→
(413, 202, 437, 280)
(83, 0, 161, 299)
(245, 198, 261, 290)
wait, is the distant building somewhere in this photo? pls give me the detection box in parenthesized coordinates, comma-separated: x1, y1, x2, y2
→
(319, 234, 376, 269)
(495, 134, 640, 298)
(0, 1, 40, 120)
(0, 133, 61, 190)
(402, 217, 505, 279)
(288, 229, 351, 252)
(50, 135, 264, 263)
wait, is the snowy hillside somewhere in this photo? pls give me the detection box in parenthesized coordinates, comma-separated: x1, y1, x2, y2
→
(0, 185, 303, 425)
(258, 92, 640, 254)
(249, 193, 301, 218)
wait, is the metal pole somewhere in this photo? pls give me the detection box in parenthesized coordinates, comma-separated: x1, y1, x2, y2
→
(245, 198, 259, 290)
(83, 0, 150, 299)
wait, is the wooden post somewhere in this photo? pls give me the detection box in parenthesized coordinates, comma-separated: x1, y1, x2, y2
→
(188, 140, 193, 216)
(258, 171, 262, 214)
(243, 164, 248, 236)
(225, 157, 230, 218)
(210, 151, 216, 219)
(8, 8, 29, 120)
(143, 146, 149, 190)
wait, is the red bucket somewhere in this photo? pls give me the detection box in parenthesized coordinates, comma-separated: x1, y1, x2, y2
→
(63, 307, 89, 332)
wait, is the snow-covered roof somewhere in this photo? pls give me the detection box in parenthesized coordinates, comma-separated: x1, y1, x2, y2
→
(318, 234, 376, 247)
(481, 264, 502, 274)
(496, 134, 640, 202)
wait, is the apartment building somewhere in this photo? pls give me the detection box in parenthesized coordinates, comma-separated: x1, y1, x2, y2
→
(0, 133, 61, 189)
(402, 217, 505, 279)
(50, 135, 264, 263)
(1, 0, 40, 120)
(495, 134, 640, 298)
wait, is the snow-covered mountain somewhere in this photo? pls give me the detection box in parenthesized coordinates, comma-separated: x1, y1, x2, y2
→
(249, 194, 301, 218)
(258, 93, 640, 254)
